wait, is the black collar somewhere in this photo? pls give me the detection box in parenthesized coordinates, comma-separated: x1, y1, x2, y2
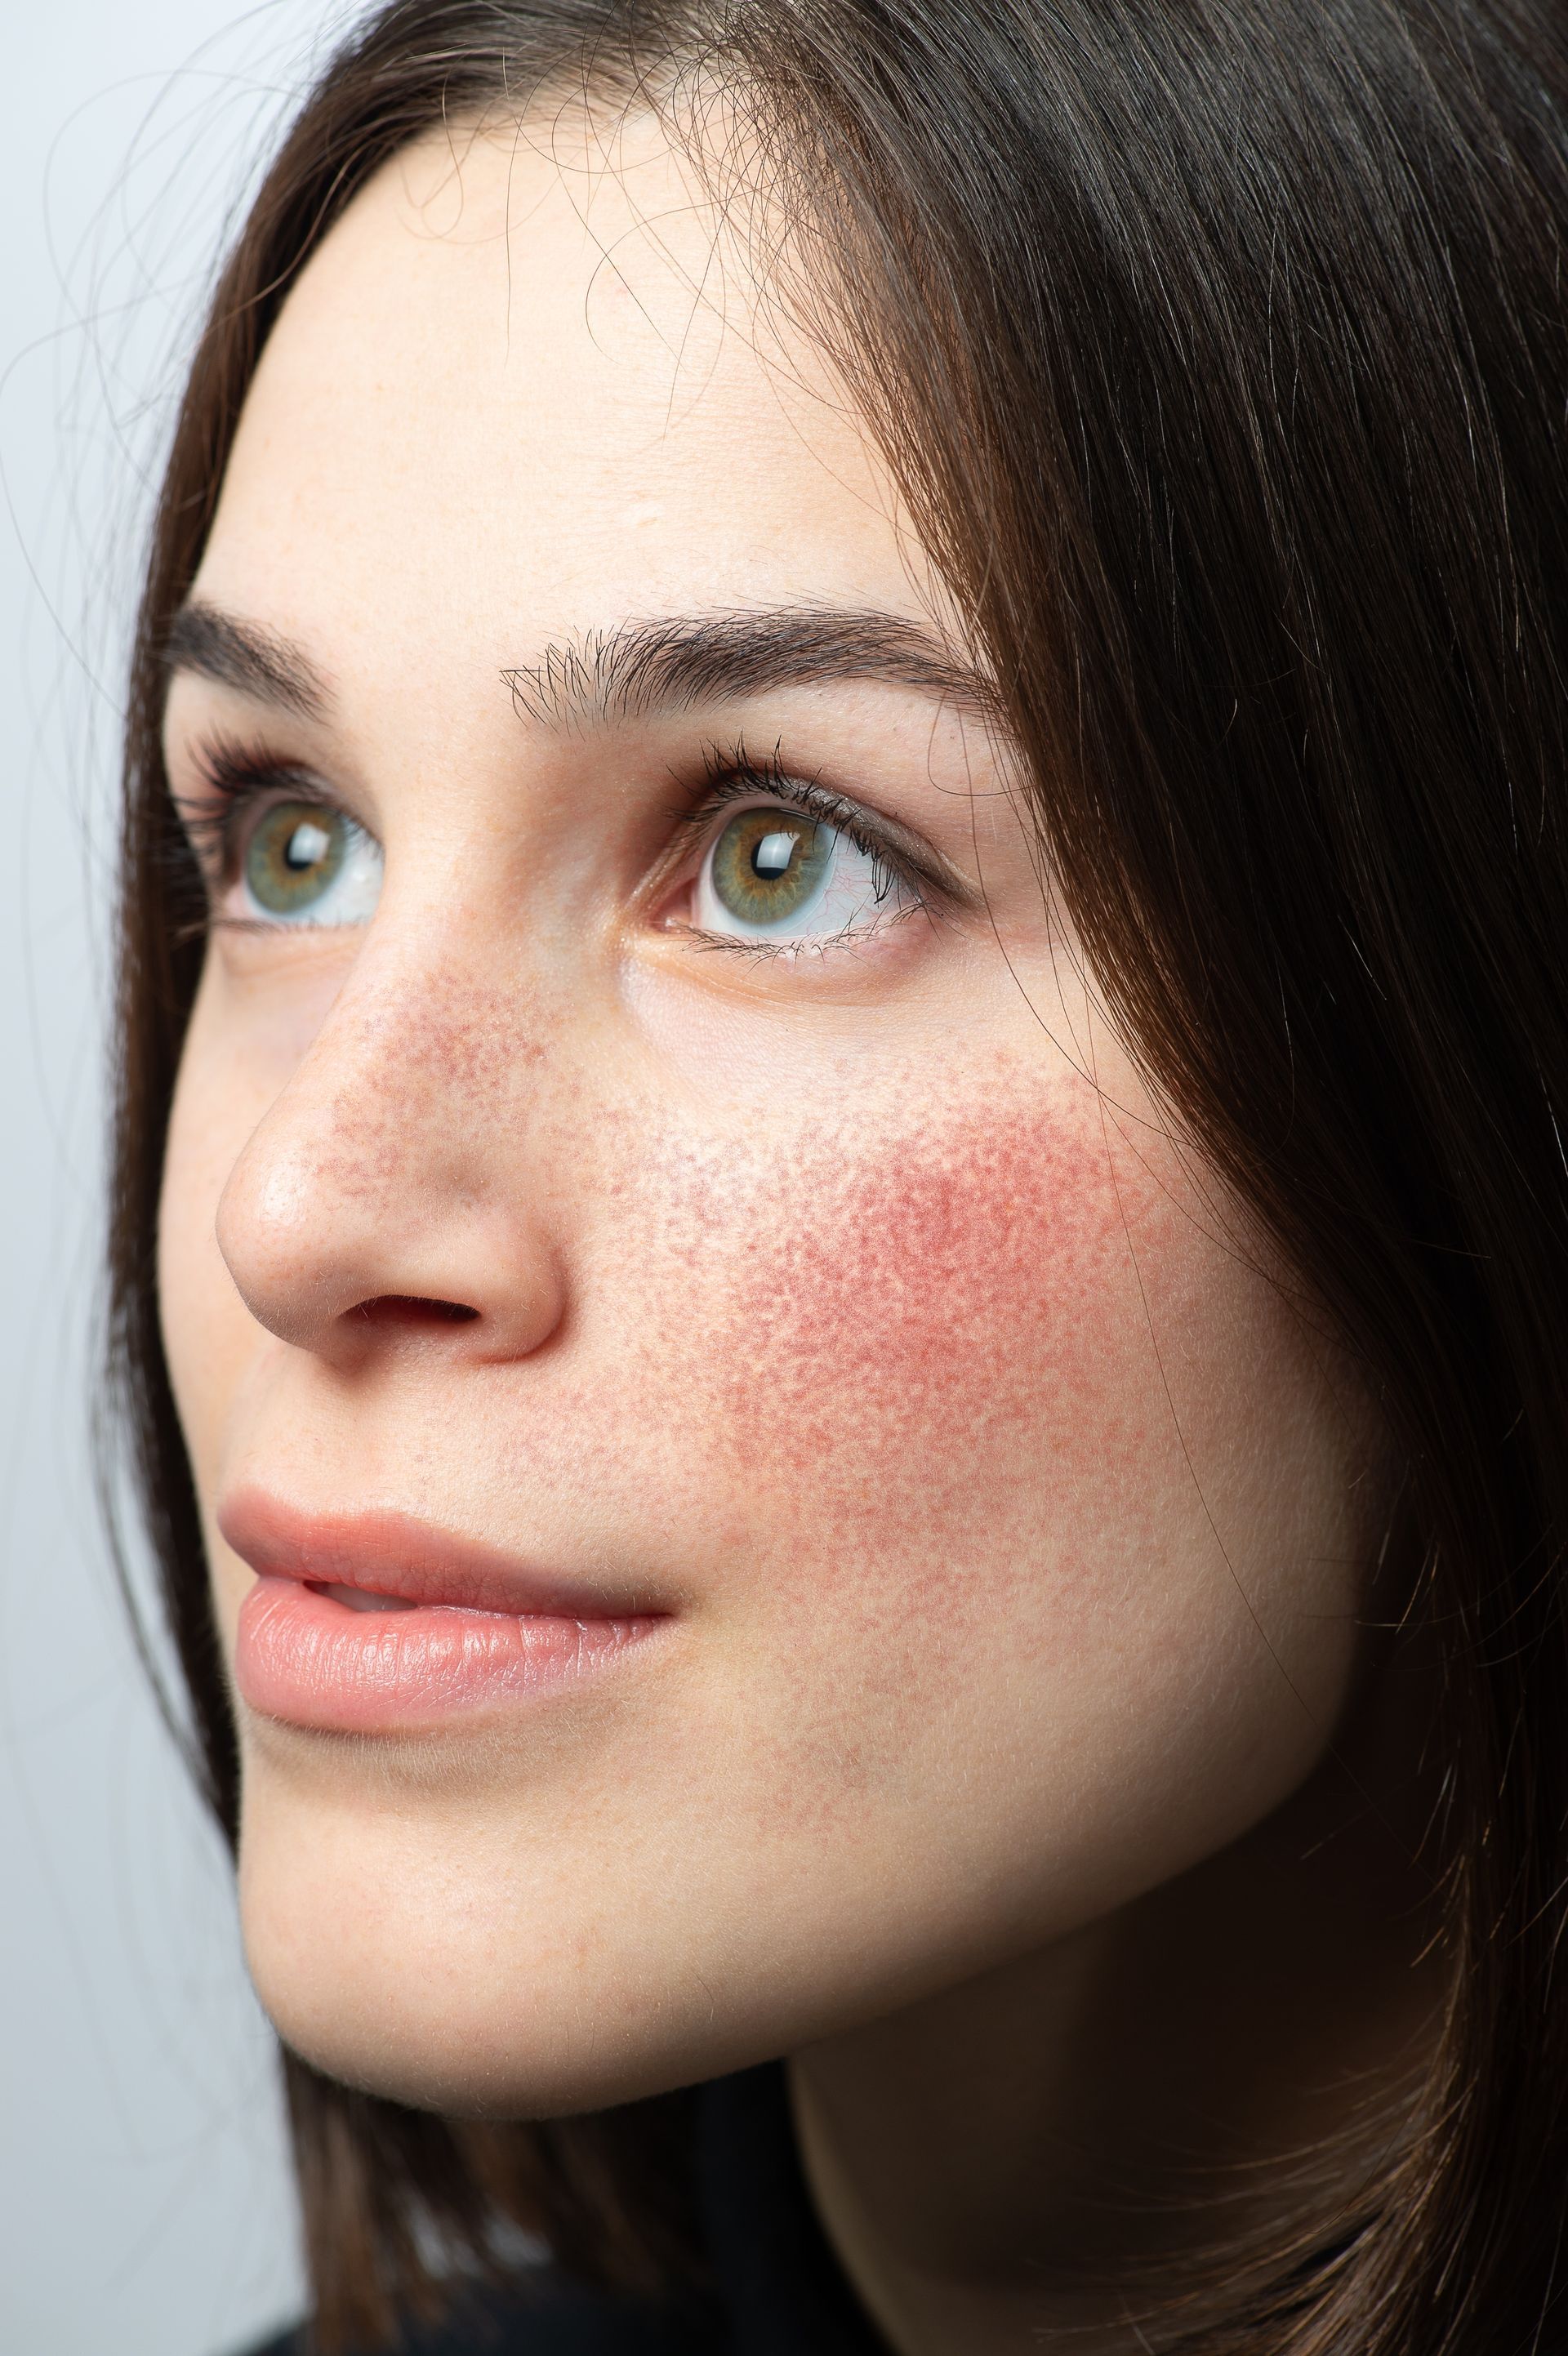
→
(239, 2064, 887, 2356)
(697, 2065, 887, 2354)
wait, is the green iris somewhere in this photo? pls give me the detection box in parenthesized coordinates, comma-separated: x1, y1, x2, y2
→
(710, 808, 829, 928)
(245, 801, 346, 916)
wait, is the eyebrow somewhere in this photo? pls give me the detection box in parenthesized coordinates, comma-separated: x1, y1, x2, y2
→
(501, 609, 998, 730)
(163, 599, 995, 732)
(163, 603, 332, 720)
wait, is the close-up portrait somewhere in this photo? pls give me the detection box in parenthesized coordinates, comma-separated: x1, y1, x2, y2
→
(4, 2, 1566, 2353)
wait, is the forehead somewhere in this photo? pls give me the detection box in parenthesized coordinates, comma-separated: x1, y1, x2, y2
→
(194, 112, 927, 668)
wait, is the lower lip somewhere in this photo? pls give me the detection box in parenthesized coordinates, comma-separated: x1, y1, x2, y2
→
(234, 1575, 665, 1732)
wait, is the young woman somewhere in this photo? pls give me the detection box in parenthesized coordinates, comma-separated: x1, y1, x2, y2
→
(109, 2, 1568, 2350)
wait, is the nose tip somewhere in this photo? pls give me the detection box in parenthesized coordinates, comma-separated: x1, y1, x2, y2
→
(212, 1079, 568, 1367)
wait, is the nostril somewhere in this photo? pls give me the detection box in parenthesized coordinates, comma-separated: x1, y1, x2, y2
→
(352, 1295, 480, 1328)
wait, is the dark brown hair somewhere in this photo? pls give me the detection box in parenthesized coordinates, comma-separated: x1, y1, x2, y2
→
(109, 2, 1568, 2348)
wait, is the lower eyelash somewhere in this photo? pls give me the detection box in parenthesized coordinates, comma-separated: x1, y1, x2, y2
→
(684, 901, 924, 964)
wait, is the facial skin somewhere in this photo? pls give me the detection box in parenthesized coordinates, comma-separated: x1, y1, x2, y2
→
(158, 112, 1429, 2350)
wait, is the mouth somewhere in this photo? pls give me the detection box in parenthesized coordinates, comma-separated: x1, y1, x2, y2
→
(219, 1491, 669, 1733)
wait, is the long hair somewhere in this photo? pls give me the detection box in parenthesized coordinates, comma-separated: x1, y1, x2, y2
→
(108, 3, 1568, 2348)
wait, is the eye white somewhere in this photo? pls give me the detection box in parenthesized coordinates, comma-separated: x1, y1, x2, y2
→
(316, 828, 383, 924)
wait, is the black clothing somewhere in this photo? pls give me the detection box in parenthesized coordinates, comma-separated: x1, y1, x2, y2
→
(241, 2065, 886, 2354)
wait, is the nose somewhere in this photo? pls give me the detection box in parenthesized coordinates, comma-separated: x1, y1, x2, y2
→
(212, 955, 567, 1365)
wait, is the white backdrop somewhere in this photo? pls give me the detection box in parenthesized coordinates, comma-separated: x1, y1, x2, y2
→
(2, 9, 369, 2351)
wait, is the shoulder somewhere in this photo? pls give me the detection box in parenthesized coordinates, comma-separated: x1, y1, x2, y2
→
(236, 2270, 726, 2355)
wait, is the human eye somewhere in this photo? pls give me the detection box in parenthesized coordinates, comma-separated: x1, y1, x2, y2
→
(176, 739, 383, 930)
(236, 798, 382, 926)
(679, 759, 927, 954)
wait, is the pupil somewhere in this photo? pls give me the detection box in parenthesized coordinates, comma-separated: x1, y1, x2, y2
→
(285, 819, 331, 871)
(752, 829, 799, 877)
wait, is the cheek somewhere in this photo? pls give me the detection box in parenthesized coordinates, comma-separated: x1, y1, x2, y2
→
(599, 1052, 1365, 1793)
(727, 1093, 1138, 1501)
(615, 1056, 1188, 1616)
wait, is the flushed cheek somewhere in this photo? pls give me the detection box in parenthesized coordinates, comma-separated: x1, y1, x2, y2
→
(621, 1067, 1184, 1618)
(602, 1057, 1357, 1795)
(785, 1107, 1116, 1388)
(735, 1110, 1134, 1492)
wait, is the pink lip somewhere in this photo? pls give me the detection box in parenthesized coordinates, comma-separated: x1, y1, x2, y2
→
(221, 1492, 668, 1732)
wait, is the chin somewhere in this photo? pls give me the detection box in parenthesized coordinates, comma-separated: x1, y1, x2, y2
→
(234, 1778, 760, 2120)
(240, 1891, 733, 2120)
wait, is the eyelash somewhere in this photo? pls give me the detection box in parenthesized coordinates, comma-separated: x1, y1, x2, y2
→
(173, 733, 342, 886)
(171, 732, 944, 944)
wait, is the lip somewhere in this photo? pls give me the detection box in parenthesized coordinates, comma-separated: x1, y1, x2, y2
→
(221, 1491, 668, 1732)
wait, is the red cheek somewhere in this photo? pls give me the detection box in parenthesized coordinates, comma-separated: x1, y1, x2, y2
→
(609, 1076, 1181, 1800)
(716, 1088, 1141, 1477)
(516, 1059, 1200, 1667)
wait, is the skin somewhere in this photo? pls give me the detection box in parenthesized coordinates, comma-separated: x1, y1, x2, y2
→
(158, 113, 1437, 2354)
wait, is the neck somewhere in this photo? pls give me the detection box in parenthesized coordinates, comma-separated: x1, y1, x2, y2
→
(789, 1668, 1445, 2356)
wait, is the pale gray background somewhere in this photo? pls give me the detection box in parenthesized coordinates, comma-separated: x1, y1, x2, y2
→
(2, 8, 370, 2350)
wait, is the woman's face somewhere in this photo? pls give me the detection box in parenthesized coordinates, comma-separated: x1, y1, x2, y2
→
(160, 118, 1380, 2114)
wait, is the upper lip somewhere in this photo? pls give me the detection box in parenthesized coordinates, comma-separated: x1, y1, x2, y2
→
(218, 1490, 658, 1619)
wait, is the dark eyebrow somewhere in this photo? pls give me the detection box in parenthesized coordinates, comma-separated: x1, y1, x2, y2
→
(501, 608, 997, 731)
(163, 601, 331, 721)
(162, 602, 995, 735)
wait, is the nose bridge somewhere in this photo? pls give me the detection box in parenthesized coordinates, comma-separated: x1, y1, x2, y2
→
(215, 938, 564, 1354)
(261, 946, 532, 1200)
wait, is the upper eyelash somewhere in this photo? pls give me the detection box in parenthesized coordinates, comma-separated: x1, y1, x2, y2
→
(172, 735, 352, 876)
